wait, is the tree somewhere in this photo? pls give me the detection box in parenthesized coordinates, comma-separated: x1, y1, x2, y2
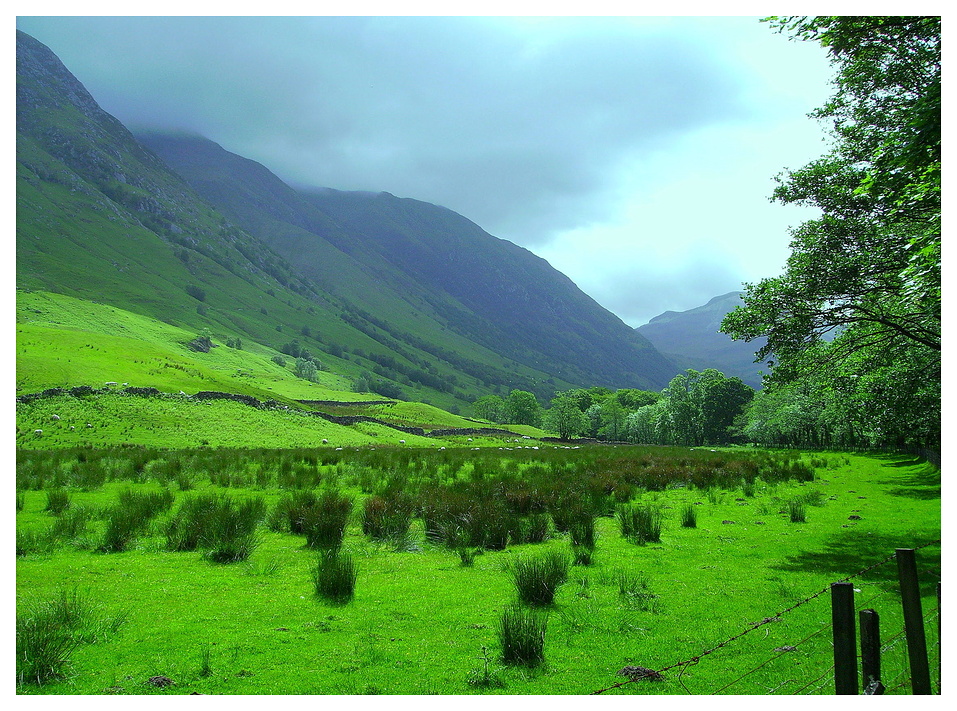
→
(505, 390, 542, 427)
(615, 388, 660, 410)
(472, 394, 506, 423)
(723, 17, 940, 372)
(699, 376, 754, 444)
(543, 393, 588, 440)
(598, 397, 627, 442)
(294, 357, 318, 382)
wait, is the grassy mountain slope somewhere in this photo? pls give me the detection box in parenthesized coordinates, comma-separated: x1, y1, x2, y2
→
(16, 291, 541, 448)
(138, 133, 678, 391)
(16, 30, 570, 411)
(636, 291, 768, 388)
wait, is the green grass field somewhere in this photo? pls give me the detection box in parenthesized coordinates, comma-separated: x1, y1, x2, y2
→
(15, 446, 940, 695)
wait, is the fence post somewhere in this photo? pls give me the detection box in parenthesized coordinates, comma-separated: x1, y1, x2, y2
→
(831, 582, 858, 695)
(859, 609, 881, 693)
(896, 548, 931, 695)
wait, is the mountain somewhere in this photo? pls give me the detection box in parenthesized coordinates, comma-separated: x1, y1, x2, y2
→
(636, 292, 768, 388)
(135, 135, 678, 393)
(16, 30, 678, 410)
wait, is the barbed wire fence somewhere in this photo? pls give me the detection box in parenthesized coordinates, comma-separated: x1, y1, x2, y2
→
(591, 539, 940, 696)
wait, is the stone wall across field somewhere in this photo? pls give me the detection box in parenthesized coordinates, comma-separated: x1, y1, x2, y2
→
(15, 387, 530, 442)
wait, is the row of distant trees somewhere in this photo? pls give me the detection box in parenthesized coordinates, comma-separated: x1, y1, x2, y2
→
(473, 369, 754, 446)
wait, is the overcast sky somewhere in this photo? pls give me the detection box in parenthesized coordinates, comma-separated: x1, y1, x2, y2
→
(17, 11, 838, 326)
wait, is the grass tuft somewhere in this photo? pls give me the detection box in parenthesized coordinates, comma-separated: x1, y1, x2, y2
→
(509, 549, 569, 605)
(312, 548, 357, 602)
(497, 604, 547, 667)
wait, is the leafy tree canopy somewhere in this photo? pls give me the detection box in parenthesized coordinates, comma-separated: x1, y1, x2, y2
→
(722, 16, 941, 372)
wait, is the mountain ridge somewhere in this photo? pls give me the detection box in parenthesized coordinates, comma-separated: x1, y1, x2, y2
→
(637, 291, 767, 388)
(17, 29, 679, 409)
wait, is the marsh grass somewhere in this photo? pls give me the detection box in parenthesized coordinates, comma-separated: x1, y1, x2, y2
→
(312, 548, 357, 602)
(50, 505, 94, 541)
(16, 606, 80, 685)
(17, 526, 57, 556)
(201, 496, 266, 563)
(571, 544, 593, 566)
(497, 604, 547, 667)
(518, 512, 553, 544)
(509, 550, 569, 605)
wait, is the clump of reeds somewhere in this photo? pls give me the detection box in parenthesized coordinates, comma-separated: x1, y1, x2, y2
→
(616, 503, 662, 544)
(497, 604, 547, 667)
(680, 504, 698, 528)
(312, 548, 357, 602)
(509, 550, 570, 605)
(787, 500, 807, 523)
(16, 588, 127, 686)
(301, 490, 353, 550)
(361, 493, 415, 542)
(45, 489, 71, 515)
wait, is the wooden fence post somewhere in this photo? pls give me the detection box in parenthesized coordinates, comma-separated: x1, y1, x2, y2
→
(937, 581, 941, 694)
(896, 548, 931, 695)
(831, 582, 858, 695)
(859, 609, 883, 694)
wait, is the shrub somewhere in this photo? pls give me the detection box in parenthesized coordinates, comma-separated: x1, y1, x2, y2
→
(509, 550, 569, 605)
(17, 490, 25, 512)
(497, 604, 547, 667)
(617, 503, 662, 544)
(466, 646, 506, 689)
(312, 549, 357, 602)
(680, 504, 698, 528)
(45, 489, 71, 515)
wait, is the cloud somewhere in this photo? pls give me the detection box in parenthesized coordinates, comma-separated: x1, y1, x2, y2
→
(18, 16, 755, 244)
(17, 15, 834, 324)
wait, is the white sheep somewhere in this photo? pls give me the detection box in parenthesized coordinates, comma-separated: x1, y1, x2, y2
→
(399, 439, 406, 444)
(69, 426, 75, 431)
(34, 429, 42, 435)
(105, 381, 117, 386)
(322, 438, 329, 444)
(51, 414, 60, 421)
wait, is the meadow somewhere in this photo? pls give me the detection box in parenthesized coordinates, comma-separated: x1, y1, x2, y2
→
(15, 444, 941, 695)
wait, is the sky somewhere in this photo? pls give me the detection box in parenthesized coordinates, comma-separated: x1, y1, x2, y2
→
(16, 8, 840, 326)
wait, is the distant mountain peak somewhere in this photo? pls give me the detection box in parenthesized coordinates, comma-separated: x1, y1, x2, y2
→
(637, 292, 766, 388)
